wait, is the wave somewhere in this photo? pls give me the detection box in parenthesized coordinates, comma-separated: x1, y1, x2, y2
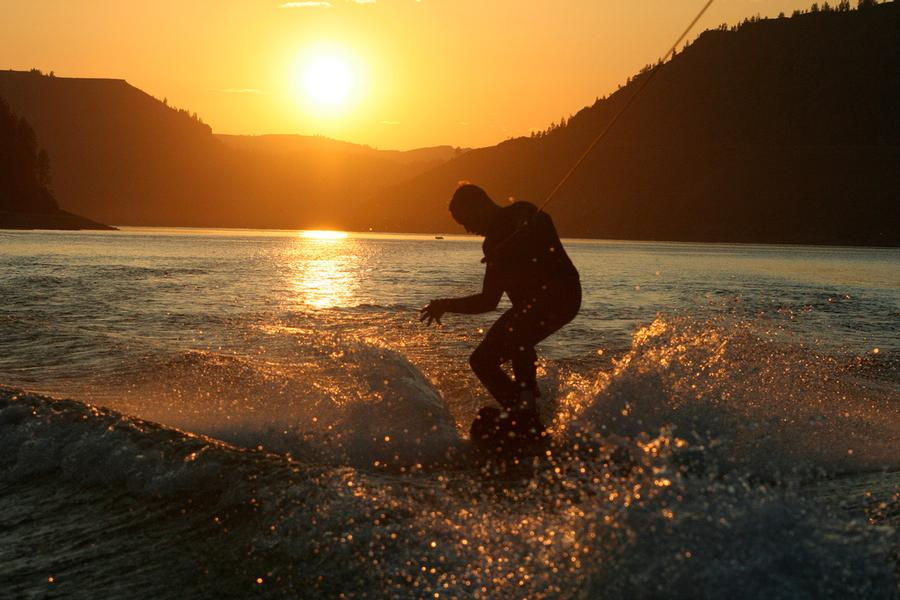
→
(107, 336, 462, 468)
(68, 312, 899, 478)
(2, 386, 896, 599)
(552, 315, 900, 478)
(2, 315, 897, 598)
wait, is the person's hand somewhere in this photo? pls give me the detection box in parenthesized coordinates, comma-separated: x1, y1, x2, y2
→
(419, 299, 448, 326)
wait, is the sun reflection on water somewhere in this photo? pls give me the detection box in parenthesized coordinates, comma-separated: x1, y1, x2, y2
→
(291, 233, 360, 309)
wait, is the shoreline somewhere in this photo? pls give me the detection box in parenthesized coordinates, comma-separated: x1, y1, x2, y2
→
(0, 210, 116, 231)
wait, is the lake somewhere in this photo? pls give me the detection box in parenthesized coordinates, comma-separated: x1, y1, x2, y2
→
(1, 227, 898, 598)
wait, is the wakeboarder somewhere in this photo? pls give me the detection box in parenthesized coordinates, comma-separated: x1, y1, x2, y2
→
(420, 184, 581, 448)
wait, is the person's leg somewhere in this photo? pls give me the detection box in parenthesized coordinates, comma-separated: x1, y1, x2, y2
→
(508, 284, 582, 411)
(511, 345, 538, 411)
(469, 309, 519, 407)
(470, 285, 581, 444)
(471, 284, 581, 411)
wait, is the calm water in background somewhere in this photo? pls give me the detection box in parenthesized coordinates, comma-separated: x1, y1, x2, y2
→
(1, 227, 898, 598)
(1, 227, 897, 412)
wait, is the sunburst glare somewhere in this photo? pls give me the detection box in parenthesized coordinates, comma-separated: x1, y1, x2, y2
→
(300, 54, 354, 108)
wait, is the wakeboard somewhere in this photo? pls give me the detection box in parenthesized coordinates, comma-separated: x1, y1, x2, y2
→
(468, 406, 549, 459)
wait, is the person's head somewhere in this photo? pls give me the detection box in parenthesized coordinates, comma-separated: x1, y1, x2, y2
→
(449, 184, 499, 235)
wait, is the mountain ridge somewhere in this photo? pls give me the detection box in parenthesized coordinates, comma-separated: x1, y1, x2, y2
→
(2, 2, 898, 244)
(0, 70, 461, 229)
(356, 2, 900, 245)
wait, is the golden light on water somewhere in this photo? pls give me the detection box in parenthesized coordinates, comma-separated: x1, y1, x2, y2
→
(291, 233, 357, 309)
(301, 230, 348, 240)
(297, 257, 355, 308)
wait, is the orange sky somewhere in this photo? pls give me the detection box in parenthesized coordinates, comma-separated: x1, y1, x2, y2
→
(1, 0, 817, 150)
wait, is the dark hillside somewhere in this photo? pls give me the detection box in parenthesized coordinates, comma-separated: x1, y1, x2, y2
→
(0, 71, 459, 229)
(0, 71, 223, 226)
(0, 96, 111, 229)
(359, 2, 900, 245)
(0, 97, 57, 214)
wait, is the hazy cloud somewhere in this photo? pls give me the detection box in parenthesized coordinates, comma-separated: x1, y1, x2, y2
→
(280, 1, 332, 8)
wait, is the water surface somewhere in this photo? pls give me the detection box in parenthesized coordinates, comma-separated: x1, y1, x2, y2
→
(1, 227, 897, 598)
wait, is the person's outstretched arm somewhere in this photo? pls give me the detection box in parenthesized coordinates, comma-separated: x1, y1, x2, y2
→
(420, 265, 503, 325)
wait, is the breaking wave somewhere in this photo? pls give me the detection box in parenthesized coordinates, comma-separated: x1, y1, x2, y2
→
(2, 315, 897, 598)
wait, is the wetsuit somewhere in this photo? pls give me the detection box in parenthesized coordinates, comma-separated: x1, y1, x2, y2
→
(451, 201, 581, 412)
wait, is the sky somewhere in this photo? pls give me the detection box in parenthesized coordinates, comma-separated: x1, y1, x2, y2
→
(1, 0, 819, 150)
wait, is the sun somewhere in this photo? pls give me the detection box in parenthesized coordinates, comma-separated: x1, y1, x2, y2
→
(301, 230, 348, 240)
(302, 55, 354, 108)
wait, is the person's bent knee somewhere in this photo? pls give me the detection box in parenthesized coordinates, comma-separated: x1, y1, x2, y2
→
(468, 348, 485, 371)
(469, 345, 500, 373)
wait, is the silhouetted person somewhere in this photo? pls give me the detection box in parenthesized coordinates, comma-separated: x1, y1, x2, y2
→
(420, 184, 581, 444)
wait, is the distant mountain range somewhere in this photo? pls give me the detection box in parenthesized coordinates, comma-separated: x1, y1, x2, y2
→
(0, 71, 462, 229)
(1, 1, 898, 244)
